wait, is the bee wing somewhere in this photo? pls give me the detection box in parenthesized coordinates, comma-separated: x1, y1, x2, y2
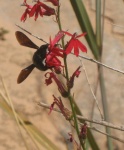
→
(15, 31, 39, 49)
(17, 64, 35, 84)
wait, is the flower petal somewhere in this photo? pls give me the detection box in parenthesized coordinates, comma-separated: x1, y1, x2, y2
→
(21, 8, 30, 22)
(65, 39, 74, 55)
(63, 31, 73, 36)
(29, 4, 38, 17)
(50, 31, 64, 47)
(73, 40, 79, 56)
(76, 40, 87, 53)
(76, 32, 87, 38)
(39, 2, 55, 15)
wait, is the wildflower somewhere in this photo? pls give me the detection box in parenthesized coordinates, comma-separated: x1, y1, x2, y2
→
(67, 66, 81, 89)
(42, 8, 54, 16)
(45, 72, 68, 97)
(29, 1, 55, 20)
(29, 2, 43, 20)
(21, 0, 55, 21)
(39, 1, 55, 15)
(45, 52, 63, 68)
(49, 31, 64, 51)
(64, 31, 87, 56)
(45, 0, 59, 6)
(49, 95, 72, 120)
(20, 2, 32, 22)
(45, 31, 64, 68)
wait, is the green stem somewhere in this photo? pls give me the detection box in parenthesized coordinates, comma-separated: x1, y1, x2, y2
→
(69, 95, 85, 150)
(73, 101, 100, 150)
(99, 66, 113, 150)
(96, 0, 102, 51)
(56, 5, 85, 149)
(96, 0, 113, 149)
(69, 0, 100, 60)
(56, 5, 69, 81)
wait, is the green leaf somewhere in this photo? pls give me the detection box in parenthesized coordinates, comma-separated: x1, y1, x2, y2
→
(69, 0, 100, 60)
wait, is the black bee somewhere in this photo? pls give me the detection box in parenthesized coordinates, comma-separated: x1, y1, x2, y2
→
(15, 31, 49, 84)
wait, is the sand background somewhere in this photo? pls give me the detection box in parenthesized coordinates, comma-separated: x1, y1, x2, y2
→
(0, 0, 124, 149)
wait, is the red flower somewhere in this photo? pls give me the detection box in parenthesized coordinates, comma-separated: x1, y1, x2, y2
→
(64, 31, 87, 56)
(42, 8, 54, 16)
(45, 72, 68, 97)
(49, 31, 64, 50)
(45, 31, 64, 68)
(46, 52, 62, 67)
(29, 1, 55, 20)
(39, 2, 55, 15)
(45, 0, 59, 6)
(67, 66, 81, 89)
(20, 2, 32, 22)
(21, 0, 55, 21)
(29, 2, 43, 20)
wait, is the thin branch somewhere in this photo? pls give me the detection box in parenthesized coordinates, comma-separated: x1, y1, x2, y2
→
(38, 102, 124, 132)
(77, 115, 124, 132)
(39, 102, 124, 143)
(90, 126, 124, 143)
(15, 24, 124, 75)
(106, 21, 124, 29)
(71, 53, 124, 75)
(15, 24, 48, 44)
(90, 75, 99, 122)
(79, 59, 104, 120)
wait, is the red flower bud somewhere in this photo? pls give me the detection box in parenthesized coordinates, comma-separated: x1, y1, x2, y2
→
(79, 123, 87, 140)
(67, 66, 81, 89)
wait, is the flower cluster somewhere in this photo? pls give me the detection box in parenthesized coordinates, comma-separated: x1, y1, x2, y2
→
(45, 31, 64, 69)
(21, 0, 59, 21)
(42, 31, 86, 96)
(44, 31, 87, 69)
(18, 0, 89, 147)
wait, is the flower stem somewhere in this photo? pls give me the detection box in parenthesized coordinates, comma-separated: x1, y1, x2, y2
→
(69, 95, 85, 150)
(56, 4, 69, 83)
(56, 4, 85, 149)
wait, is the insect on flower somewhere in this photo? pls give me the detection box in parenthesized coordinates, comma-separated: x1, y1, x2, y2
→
(15, 31, 50, 84)
(15, 28, 64, 84)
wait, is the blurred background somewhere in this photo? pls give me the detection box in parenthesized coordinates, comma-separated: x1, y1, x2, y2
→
(0, 0, 124, 149)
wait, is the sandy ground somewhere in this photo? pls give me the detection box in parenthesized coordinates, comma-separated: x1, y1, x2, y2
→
(0, 0, 124, 150)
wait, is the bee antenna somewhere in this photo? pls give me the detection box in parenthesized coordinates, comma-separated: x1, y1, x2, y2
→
(15, 24, 48, 44)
